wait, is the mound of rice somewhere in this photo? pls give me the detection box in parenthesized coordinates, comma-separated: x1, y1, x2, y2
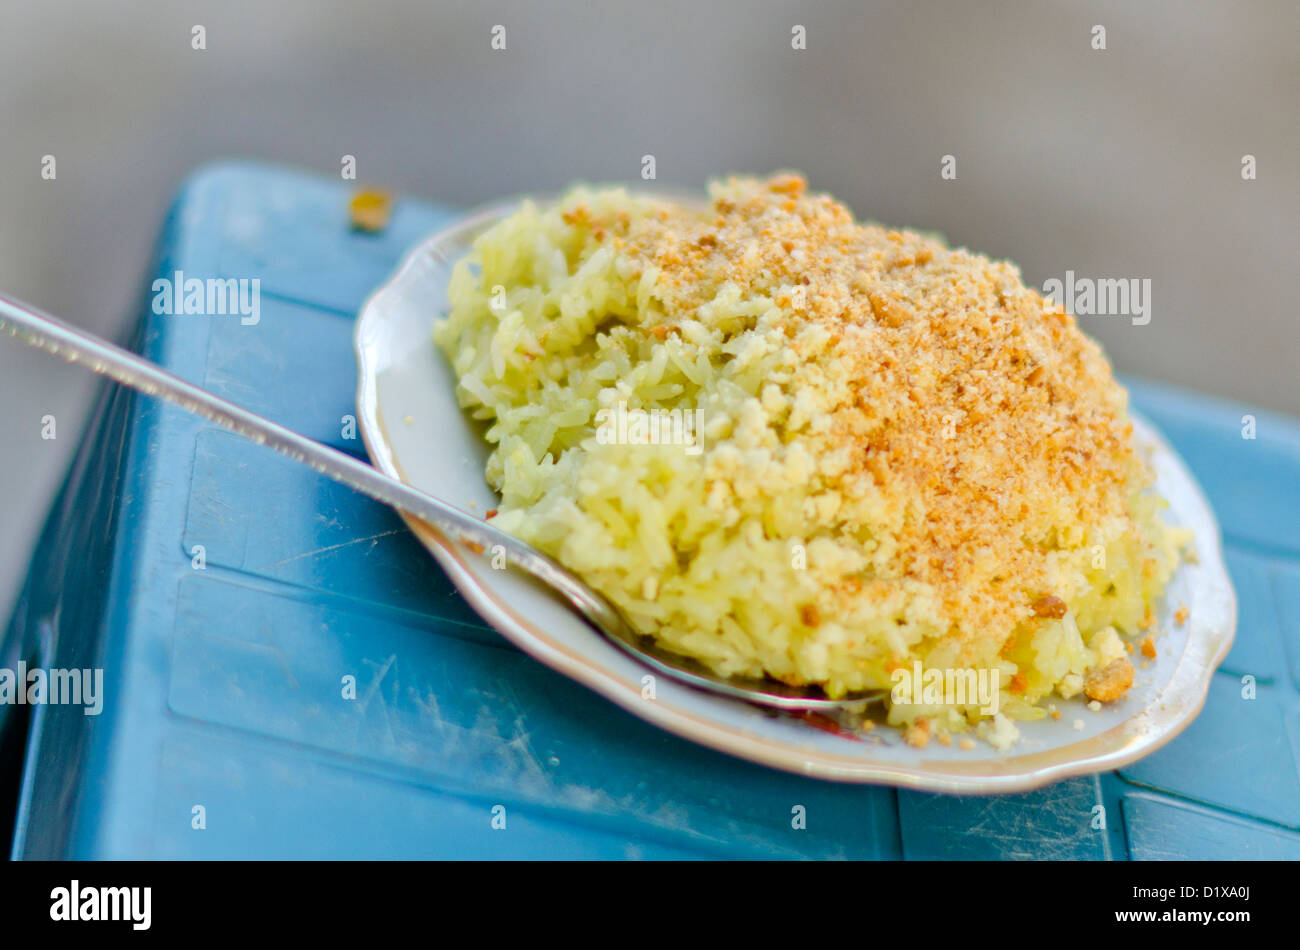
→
(434, 173, 1186, 738)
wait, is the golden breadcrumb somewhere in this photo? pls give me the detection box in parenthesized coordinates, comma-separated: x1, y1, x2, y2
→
(1083, 657, 1136, 702)
(623, 173, 1143, 657)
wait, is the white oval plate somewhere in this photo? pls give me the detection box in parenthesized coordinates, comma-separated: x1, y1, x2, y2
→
(354, 197, 1237, 793)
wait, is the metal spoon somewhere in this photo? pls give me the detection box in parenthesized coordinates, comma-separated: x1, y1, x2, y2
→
(0, 292, 881, 711)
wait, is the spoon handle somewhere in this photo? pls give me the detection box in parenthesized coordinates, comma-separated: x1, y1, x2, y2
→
(0, 292, 626, 634)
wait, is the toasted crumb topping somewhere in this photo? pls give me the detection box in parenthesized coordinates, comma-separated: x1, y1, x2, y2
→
(1032, 595, 1069, 619)
(621, 174, 1144, 652)
(903, 718, 931, 748)
(1083, 657, 1135, 703)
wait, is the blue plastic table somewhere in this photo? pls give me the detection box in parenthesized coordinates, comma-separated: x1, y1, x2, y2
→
(4, 162, 1299, 859)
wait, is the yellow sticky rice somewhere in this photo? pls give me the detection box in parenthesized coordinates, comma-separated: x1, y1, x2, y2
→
(433, 175, 1186, 738)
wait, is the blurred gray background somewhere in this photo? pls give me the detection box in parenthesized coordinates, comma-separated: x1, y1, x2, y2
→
(1, 0, 1297, 620)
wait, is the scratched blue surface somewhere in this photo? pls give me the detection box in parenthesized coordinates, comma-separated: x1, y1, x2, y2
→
(3, 161, 1299, 859)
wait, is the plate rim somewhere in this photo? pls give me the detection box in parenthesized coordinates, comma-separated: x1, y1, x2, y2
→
(353, 198, 1238, 793)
